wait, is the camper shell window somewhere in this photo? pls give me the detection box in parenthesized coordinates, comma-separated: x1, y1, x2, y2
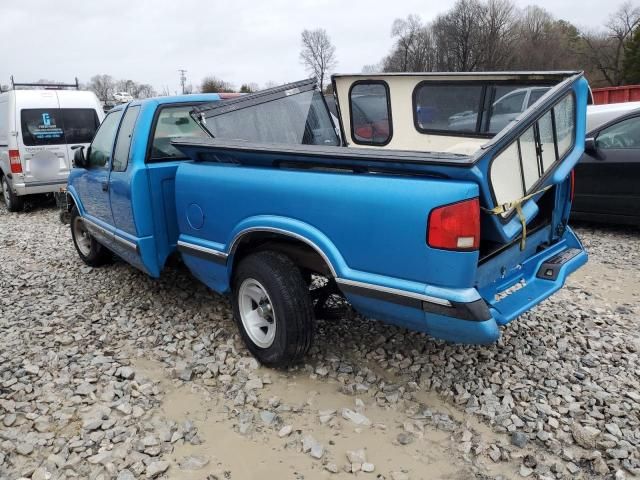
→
(348, 81, 392, 146)
(490, 93, 575, 211)
(413, 82, 553, 137)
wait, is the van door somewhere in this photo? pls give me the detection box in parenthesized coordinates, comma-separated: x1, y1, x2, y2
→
(18, 91, 67, 188)
(56, 90, 103, 174)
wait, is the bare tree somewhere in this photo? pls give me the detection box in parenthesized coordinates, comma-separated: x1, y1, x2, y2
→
(88, 74, 115, 102)
(479, 0, 518, 69)
(581, 2, 640, 85)
(433, 0, 487, 71)
(239, 82, 260, 93)
(135, 84, 156, 98)
(201, 76, 235, 93)
(299, 28, 337, 91)
(361, 63, 382, 73)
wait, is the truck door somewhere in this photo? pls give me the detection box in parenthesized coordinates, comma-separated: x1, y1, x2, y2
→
(107, 104, 145, 270)
(75, 109, 123, 227)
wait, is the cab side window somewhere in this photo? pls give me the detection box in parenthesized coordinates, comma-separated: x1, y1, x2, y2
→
(112, 106, 140, 172)
(596, 116, 640, 150)
(88, 110, 123, 169)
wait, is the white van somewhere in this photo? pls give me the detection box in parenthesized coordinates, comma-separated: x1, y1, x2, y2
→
(0, 84, 104, 211)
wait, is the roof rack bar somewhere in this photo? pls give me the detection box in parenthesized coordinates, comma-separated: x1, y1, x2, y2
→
(10, 75, 79, 90)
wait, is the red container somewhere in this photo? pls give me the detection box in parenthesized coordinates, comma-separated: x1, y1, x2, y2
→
(592, 85, 640, 104)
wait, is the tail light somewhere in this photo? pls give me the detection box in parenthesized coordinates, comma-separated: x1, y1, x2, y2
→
(9, 150, 22, 174)
(428, 198, 480, 251)
(570, 169, 575, 202)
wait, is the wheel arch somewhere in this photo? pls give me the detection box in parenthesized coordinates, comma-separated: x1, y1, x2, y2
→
(228, 228, 339, 282)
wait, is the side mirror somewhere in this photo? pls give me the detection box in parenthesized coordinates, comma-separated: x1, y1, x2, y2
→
(584, 137, 598, 156)
(73, 146, 87, 168)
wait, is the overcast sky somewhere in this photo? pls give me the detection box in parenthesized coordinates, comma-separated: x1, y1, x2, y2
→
(1, 0, 614, 94)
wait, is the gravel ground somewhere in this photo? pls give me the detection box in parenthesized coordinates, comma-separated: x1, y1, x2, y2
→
(0, 205, 638, 480)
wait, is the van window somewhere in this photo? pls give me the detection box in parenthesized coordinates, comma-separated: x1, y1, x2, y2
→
(21, 109, 100, 146)
(112, 106, 140, 172)
(88, 110, 123, 169)
(150, 105, 208, 161)
(350, 82, 391, 145)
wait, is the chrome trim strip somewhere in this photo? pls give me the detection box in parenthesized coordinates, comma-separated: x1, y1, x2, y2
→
(228, 227, 338, 277)
(23, 180, 68, 187)
(177, 240, 228, 259)
(83, 217, 111, 237)
(335, 278, 452, 307)
(82, 217, 138, 253)
(113, 233, 138, 252)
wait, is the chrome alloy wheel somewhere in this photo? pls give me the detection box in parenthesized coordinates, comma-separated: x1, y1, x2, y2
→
(73, 216, 92, 256)
(238, 278, 277, 348)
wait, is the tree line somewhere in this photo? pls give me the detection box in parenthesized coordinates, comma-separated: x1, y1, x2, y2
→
(364, 0, 640, 87)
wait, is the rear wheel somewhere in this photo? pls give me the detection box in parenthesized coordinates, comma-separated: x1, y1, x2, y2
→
(232, 251, 314, 367)
(1, 176, 24, 212)
(70, 206, 112, 267)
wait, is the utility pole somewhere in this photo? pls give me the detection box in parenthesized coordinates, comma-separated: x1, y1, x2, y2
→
(178, 69, 187, 94)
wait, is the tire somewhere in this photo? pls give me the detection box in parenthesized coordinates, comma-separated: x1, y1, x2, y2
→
(1, 176, 24, 212)
(232, 251, 315, 367)
(70, 206, 112, 267)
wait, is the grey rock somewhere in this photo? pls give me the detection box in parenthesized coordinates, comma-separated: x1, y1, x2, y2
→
(117, 470, 136, 480)
(397, 432, 414, 445)
(117, 366, 135, 380)
(16, 443, 34, 455)
(178, 455, 210, 470)
(260, 410, 276, 425)
(146, 460, 170, 478)
(3, 413, 16, 427)
(341, 408, 371, 426)
(512, 431, 529, 448)
(572, 423, 601, 449)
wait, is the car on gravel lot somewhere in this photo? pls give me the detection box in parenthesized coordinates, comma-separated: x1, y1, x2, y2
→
(0, 81, 104, 212)
(63, 72, 588, 366)
(572, 107, 640, 226)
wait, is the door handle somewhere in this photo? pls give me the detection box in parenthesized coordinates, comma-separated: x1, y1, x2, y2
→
(101, 182, 109, 192)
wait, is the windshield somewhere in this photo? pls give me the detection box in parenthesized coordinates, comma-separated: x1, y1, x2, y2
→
(21, 108, 100, 146)
(196, 86, 340, 147)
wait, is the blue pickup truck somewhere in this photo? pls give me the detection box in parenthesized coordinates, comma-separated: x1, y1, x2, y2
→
(66, 72, 588, 366)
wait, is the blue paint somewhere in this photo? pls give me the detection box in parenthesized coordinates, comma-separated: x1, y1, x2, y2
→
(67, 77, 589, 346)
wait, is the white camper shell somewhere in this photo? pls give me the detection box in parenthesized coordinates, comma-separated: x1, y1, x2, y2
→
(0, 86, 104, 211)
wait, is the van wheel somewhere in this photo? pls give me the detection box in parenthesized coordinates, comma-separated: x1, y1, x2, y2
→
(232, 251, 315, 367)
(1, 176, 24, 212)
(70, 206, 112, 267)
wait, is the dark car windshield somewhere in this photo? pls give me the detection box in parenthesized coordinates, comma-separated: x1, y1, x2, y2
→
(21, 108, 100, 146)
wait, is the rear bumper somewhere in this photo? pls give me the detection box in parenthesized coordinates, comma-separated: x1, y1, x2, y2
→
(11, 179, 68, 196)
(339, 226, 586, 344)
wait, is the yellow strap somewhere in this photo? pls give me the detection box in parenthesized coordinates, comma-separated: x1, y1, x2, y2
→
(482, 185, 552, 251)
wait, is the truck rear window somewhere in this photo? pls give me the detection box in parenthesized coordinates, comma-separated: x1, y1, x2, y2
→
(199, 89, 339, 147)
(150, 105, 208, 161)
(21, 108, 100, 146)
